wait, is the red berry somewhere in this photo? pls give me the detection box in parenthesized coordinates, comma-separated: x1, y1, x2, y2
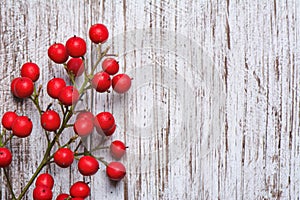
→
(35, 173, 54, 189)
(33, 185, 53, 200)
(48, 43, 69, 64)
(69, 181, 90, 198)
(13, 77, 34, 98)
(0, 147, 12, 167)
(76, 111, 94, 122)
(58, 86, 80, 106)
(71, 198, 84, 200)
(91, 71, 111, 93)
(47, 78, 66, 99)
(102, 58, 119, 75)
(78, 156, 99, 176)
(2, 111, 18, 130)
(12, 116, 33, 138)
(73, 118, 94, 137)
(94, 112, 115, 132)
(41, 110, 61, 131)
(112, 74, 131, 94)
(106, 162, 126, 181)
(66, 58, 84, 77)
(54, 148, 74, 168)
(110, 140, 126, 159)
(103, 124, 116, 136)
(11, 77, 21, 96)
(66, 36, 86, 58)
(21, 62, 40, 82)
(89, 23, 109, 44)
(56, 193, 69, 200)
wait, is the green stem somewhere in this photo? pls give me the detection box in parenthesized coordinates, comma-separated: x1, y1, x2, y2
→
(3, 134, 13, 146)
(16, 138, 56, 200)
(0, 129, 6, 146)
(3, 168, 16, 200)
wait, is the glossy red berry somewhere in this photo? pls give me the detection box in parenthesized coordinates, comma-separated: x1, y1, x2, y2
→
(33, 185, 53, 200)
(10, 77, 21, 96)
(66, 36, 86, 58)
(110, 140, 126, 159)
(78, 156, 99, 176)
(0, 147, 12, 167)
(12, 116, 33, 138)
(112, 74, 132, 94)
(54, 148, 74, 168)
(106, 162, 126, 181)
(102, 58, 119, 75)
(73, 118, 94, 137)
(69, 181, 90, 199)
(21, 62, 40, 82)
(103, 124, 116, 136)
(91, 71, 111, 93)
(94, 112, 115, 132)
(47, 78, 66, 99)
(41, 110, 61, 131)
(56, 193, 69, 200)
(66, 58, 84, 77)
(48, 43, 69, 64)
(13, 77, 34, 98)
(2, 111, 18, 130)
(58, 86, 80, 106)
(35, 173, 54, 189)
(76, 111, 94, 122)
(89, 23, 109, 44)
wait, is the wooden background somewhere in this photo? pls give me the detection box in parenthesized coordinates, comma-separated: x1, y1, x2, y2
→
(0, 0, 299, 199)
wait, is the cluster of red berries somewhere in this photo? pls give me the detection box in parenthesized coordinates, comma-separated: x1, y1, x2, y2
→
(0, 23, 131, 200)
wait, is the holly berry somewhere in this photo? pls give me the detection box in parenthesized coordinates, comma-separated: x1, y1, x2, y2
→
(47, 78, 66, 99)
(53, 148, 74, 168)
(106, 162, 126, 181)
(110, 140, 126, 159)
(71, 198, 84, 200)
(102, 58, 119, 75)
(89, 23, 109, 44)
(48, 43, 69, 64)
(94, 112, 115, 132)
(33, 185, 53, 200)
(66, 36, 86, 58)
(66, 58, 84, 77)
(112, 74, 131, 94)
(35, 173, 54, 189)
(91, 71, 111, 93)
(56, 193, 69, 200)
(78, 155, 99, 176)
(0, 147, 12, 167)
(12, 116, 33, 138)
(21, 62, 40, 82)
(58, 86, 80, 106)
(41, 110, 61, 131)
(13, 77, 34, 98)
(2, 111, 18, 130)
(69, 181, 90, 199)
(103, 124, 116, 136)
(73, 117, 94, 137)
(76, 111, 94, 122)
(10, 77, 21, 96)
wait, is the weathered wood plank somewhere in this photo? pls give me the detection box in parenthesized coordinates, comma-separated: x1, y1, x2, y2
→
(0, 0, 299, 199)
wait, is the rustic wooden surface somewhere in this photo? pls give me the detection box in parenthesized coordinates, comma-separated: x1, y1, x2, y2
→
(0, 0, 299, 199)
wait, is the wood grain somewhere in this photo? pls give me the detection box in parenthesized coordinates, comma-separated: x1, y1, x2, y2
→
(0, 0, 299, 199)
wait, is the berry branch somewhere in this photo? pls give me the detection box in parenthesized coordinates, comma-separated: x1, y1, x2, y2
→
(0, 23, 131, 200)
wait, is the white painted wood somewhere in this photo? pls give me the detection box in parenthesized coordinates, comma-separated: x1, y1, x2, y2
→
(0, 0, 299, 199)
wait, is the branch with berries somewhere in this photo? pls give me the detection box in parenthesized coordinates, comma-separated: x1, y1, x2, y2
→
(0, 23, 131, 200)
